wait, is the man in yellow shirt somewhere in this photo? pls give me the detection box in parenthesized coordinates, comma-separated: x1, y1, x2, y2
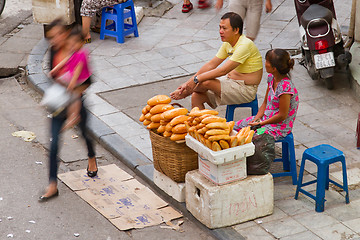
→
(170, 12, 263, 109)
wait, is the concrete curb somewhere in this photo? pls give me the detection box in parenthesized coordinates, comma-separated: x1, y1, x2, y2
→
(26, 38, 245, 240)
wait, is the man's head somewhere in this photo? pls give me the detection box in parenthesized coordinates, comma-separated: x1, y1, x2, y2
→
(219, 12, 243, 43)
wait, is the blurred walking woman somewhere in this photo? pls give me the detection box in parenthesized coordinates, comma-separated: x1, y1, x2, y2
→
(39, 19, 98, 202)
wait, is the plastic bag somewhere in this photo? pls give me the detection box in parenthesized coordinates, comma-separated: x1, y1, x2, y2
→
(247, 133, 275, 175)
(40, 83, 71, 116)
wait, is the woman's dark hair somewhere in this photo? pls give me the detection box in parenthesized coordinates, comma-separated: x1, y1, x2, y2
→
(69, 24, 85, 42)
(265, 49, 295, 75)
(221, 12, 243, 35)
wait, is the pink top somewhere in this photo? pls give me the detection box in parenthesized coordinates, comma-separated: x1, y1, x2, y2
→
(58, 48, 91, 85)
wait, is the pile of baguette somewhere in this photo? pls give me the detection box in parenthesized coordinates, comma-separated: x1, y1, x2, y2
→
(139, 95, 255, 147)
(139, 95, 189, 141)
(185, 107, 254, 151)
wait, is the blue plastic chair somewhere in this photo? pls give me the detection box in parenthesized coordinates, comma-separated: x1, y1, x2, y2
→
(100, 0, 139, 43)
(225, 96, 259, 122)
(295, 144, 350, 212)
(272, 132, 298, 185)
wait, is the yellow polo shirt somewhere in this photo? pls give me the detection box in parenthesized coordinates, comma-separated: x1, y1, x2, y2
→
(216, 35, 263, 73)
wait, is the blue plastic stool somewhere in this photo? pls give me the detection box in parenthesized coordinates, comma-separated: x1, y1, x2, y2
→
(272, 132, 298, 185)
(225, 96, 258, 122)
(295, 144, 350, 212)
(100, 0, 139, 43)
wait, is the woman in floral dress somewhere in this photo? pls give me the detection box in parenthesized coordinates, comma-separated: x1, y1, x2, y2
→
(234, 48, 299, 140)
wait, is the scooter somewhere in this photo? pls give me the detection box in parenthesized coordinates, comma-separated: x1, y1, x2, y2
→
(0, 0, 5, 16)
(295, 0, 352, 89)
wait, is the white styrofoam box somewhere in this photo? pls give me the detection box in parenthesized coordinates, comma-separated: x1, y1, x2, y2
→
(185, 134, 255, 165)
(32, 0, 75, 25)
(185, 170, 274, 229)
(198, 154, 246, 185)
(154, 170, 186, 202)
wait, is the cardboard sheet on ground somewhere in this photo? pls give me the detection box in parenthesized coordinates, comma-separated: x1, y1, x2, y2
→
(58, 164, 182, 230)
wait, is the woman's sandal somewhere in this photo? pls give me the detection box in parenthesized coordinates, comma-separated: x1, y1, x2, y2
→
(84, 38, 92, 44)
(38, 190, 59, 202)
(198, 0, 210, 8)
(182, 2, 193, 13)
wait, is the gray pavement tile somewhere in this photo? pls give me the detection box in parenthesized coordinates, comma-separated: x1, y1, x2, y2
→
(330, 167, 360, 187)
(292, 126, 328, 145)
(324, 106, 358, 122)
(90, 40, 122, 57)
(132, 50, 165, 62)
(296, 101, 319, 117)
(139, 147, 153, 161)
(86, 113, 115, 140)
(261, 216, 307, 239)
(106, 54, 139, 67)
(14, 24, 43, 40)
(90, 57, 115, 71)
(275, 197, 314, 216)
(293, 211, 340, 232)
(268, 5, 296, 22)
(171, 53, 202, 66)
(88, 102, 119, 117)
(196, 49, 218, 61)
(98, 111, 134, 128)
(180, 41, 214, 53)
(254, 206, 288, 224)
(83, 93, 107, 107)
(139, 16, 159, 26)
(195, 29, 219, 40)
(130, 71, 164, 84)
(0, 37, 39, 54)
(181, 61, 207, 74)
(260, 19, 290, 30)
(126, 133, 152, 152)
(274, 181, 297, 201)
(86, 79, 113, 94)
(280, 231, 322, 240)
(185, 13, 218, 23)
(112, 121, 148, 139)
(234, 225, 275, 240)
(153, 17, 183, 28)
(201, 39, 220, 49)
(169, 27, 199, 37)
(310, 223, 357, 240)
(312, 121, 351, 139)
(156, 66, 189, 78)
(232, 220, 257, 231)
(296, 111, 337, 128)
(330, 129, 357, 149)
(343, 218, 360, 234)
(142, 57, 178, 71)
(155, 46, 190, 58)
(118, 61, 153, 76)
(324, 199, 360, 222)
(0, 52, 26, 69)
(154, 35, 193, 48)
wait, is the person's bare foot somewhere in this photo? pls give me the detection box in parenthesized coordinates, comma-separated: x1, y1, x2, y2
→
(88, 157, 97, 172)
(39, 182, 58, 202)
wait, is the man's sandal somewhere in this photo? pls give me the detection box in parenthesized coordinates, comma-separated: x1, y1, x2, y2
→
(182, 2, 193, 13)
(198, 0, 210, 8)
(84, 38, 92, 44)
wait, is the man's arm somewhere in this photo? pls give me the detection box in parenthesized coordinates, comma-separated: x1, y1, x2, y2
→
(195, 59, 240, 83)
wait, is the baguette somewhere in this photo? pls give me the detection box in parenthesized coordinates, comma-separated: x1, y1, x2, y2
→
(172, 124, 187, 134)
(163, 131, 172, 138)
(161, 108, 188, 121)
(139, 114, 145, 122)
(195, 123, 205, 130)
(208, 135, 231, 141)
(169, 115, 190, 127)
(212, 141, 222, 151)
(147, 95, 171, 106)
(170, 133, 187, 141)
(150, 113, 162, 123)
(149, 104, 174, 115)
(145, 112, 152, 120)
(165, 122, 173, 132)
(143, 119, 151, 126)
(237, 134, 246, 145)
(197, 126, 208, 135)
(160, 119, 170, 125)
(142, 105, 150, 115)
(206, 122, 228, 130)
(157, 124, 166, 133)
(230, 136, 238, 148)
(227, 121, 235, 132)
(147, 122, 160, 129)
(205, 139, 212, 149)
(245, 130, 255, 144)
(201, 116, 226, 124)
(219, 140, 230, 149)
(189, 109, 219, 117)
(205, 129, 229, 136)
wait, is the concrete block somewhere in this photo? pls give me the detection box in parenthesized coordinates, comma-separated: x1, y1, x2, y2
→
(154, 169, 186, 202)
(185, 171, 274, 229)
(32, 0, 75, 25)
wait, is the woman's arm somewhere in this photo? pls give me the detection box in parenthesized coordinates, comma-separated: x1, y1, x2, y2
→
(248, 87, 269, 126)
(259, 94, 291, 126)
(67, 61, 83, 91)
(49, 55, 71, 77)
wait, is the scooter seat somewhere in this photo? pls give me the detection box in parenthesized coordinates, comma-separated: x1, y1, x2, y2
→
(300, 4, 333, 28)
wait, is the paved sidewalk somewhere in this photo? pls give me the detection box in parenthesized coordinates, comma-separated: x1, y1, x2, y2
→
(23, 0, 360, 239)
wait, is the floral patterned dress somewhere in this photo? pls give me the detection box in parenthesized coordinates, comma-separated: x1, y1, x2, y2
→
(234, 74, 299, 140)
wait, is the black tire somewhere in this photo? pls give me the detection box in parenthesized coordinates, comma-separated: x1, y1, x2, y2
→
(324, 77, 334, 90)
(0, 0, 5, 16)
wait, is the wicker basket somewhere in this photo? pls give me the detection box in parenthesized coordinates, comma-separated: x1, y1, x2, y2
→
(149, 130, 198, 183)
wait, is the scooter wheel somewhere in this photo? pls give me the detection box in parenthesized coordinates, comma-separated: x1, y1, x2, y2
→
(324, 77, 334, 90)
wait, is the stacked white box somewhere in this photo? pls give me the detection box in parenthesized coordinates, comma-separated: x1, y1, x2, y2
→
(153, 170, 186, 202)
(185, 170, 274, 229)
(185, 134, 255, 185)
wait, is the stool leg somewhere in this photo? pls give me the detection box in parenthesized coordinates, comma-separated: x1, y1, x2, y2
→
(116, 6, 125, 43)
(288, 139, 297, 185)
(341, 159, 350, 204)
(225, 105, 234, 122)
(282, 142, 290, 171)
(315, 165, 326, 212)
(325, 165, 330, 190)
(100, 8, 106, 40)
(130, 5, 139, 37)
(295, 157, 306, 200)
